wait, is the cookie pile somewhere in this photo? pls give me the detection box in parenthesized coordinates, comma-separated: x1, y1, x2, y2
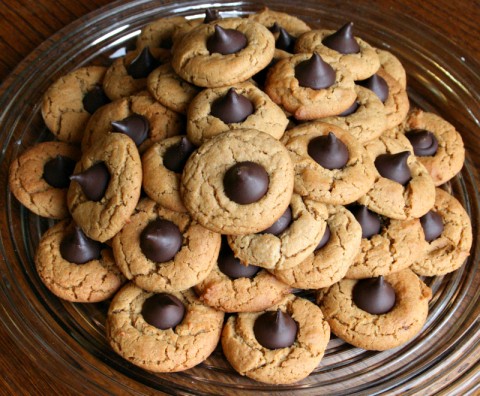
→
(8, 7, 473, 385)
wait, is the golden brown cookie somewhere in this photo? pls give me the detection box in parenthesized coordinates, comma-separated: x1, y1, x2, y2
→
(376, 68, 409, 129)
(67, 133, 142, 242)
(9, 141, 80, 219)
(359, 130, 436, 219)
(265, 53, 356, 120)
(402, 109, 465, 186)
(172, 18, 275, 87)
(107, 283, 224, 372)
(186, 81, 288, 146)
(319, 85, 388, 143)
(317, 269, 432, 350)
(136, 16, 197, 50)
(181, 129, 294, 235)
(247, 7, 311, 37)
(375, 48, 407, 89)
(294, 27, 380, 80)
(147, 63, 201, 114)
(81, 91, 184, 154)
(272, 204, 362, 289)
(411, 188, 472, 276)
(221, 294, 330, 384)
(227, 194, 328, 270)
(35, 220, 124, 302)
(112, 199, 221, 293)
(283, 122, 376, 205)
(41, 66, 109, 143)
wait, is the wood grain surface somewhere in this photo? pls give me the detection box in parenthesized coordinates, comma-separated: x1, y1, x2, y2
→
(0, 1, 478, 395)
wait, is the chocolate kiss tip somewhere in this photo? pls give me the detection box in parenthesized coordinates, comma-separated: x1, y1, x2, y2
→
(276, 27, 296, 52)
(127, 47, 158, 79)
(295, 52, 336, 90)
(375, 151, 411, 185)
(204, 9, 220, 23)
(207, 25, 247, 55)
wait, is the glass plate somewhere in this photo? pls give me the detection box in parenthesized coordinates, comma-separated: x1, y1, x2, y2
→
(0, 1, 479, 394)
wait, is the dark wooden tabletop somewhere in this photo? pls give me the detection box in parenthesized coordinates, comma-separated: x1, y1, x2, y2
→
(0, 0, 479, 395)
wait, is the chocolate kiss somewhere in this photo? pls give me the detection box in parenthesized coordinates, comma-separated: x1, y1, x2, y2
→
(163, 137, 197, 174)
(210, 88, 254, 124)
(223, 161, 269, 205)
(315, 225, 331, 251)
(420, 210, 444, 242)
(218, 240, 260, 279)
(374, 151, 412, 185)
(295, 53, 336, 90)
(207, 25, 247, 55)
(357, 74, 389, 103)
(70, 162, 110, 202)
(261, 206, 292, 235)
(140, 219, 183, 263)
(127, 47, 159, 79)
(82, 86, 110, 114)
(308, 132, 349, 170)
(322, 22, 360, 54)
(204, 9, 220, 23)
(276, 27, 296, 53)
(269, 22, 281, 34)
(60, 226, 102, 264)
(111, 114, 150, 146)
(405, 130, 439, 157)
(43, 155, 76, 189)
(338, 100, 359, 117)
(253, 309, 298, 349)
(352, 276, 396, 315)
(141, 293, 185, 330)
(350, 205, 382, 239)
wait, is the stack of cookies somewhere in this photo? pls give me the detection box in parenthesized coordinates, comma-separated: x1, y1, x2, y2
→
(8, 7, 473, 385)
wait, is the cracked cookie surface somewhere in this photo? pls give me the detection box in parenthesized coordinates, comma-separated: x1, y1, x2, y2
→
(317, 269, 431, 350)
(227, 194, 328, 270)
(172, 18, 275, 87)
(67, 133, 142, 242)
(112, 199, 221, 292)
(181, 129, 294, 235)
(186, 81, 288, 146)
(284, 122, 376, 205)
(107, 283, 224, 372)
(41, 66, 108, 143)
(35, 220, 124, 302)
(411, 188, 472, 276)
(272, 204, 362, 289)
(221, 294, 330, 384)
(9, 141, 80, 219)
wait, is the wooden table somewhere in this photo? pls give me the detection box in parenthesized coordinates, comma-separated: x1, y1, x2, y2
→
(0, 1, 479, 395)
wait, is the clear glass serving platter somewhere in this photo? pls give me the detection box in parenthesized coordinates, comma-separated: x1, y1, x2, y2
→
(0, 1, 479, 395)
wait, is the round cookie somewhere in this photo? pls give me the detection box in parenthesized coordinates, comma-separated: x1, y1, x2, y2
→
(194, 240, 291, 312)
(359, 130, 436, 219)
(411, 188, 472, 276)
(319, 85, 388, 143)
(142, 136, 196, 213)
(186, 81, 288, 146)
(265, 53, 356, 120)
(107, 283, 224, 373)
(41, 66, 109, 143)
(221, 294, 330, 384)
(81, 91, 184, 154)
(402, 109, 465, 186)
(317, 269, 432, 351)
(227, 194, 328, 270)
(67, 133, 142, 242)
(247, 7, 311, 37)
(171, 18, 275, 88)
(9, 141, 80, 219)
(147, 63, 201, 114)
(294, 27, 380, 80)
(136, 16, 197, 50)
(283, 122, 376, 205)
(181, 129, 294, 235)
(375, 48, 407, 89)
(103, 48, 171, 101)
(112, 198, 221, 293)
(272, 204, 362, 289)
(35, 220, 124, 302)
(345, 214, 427, 279)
